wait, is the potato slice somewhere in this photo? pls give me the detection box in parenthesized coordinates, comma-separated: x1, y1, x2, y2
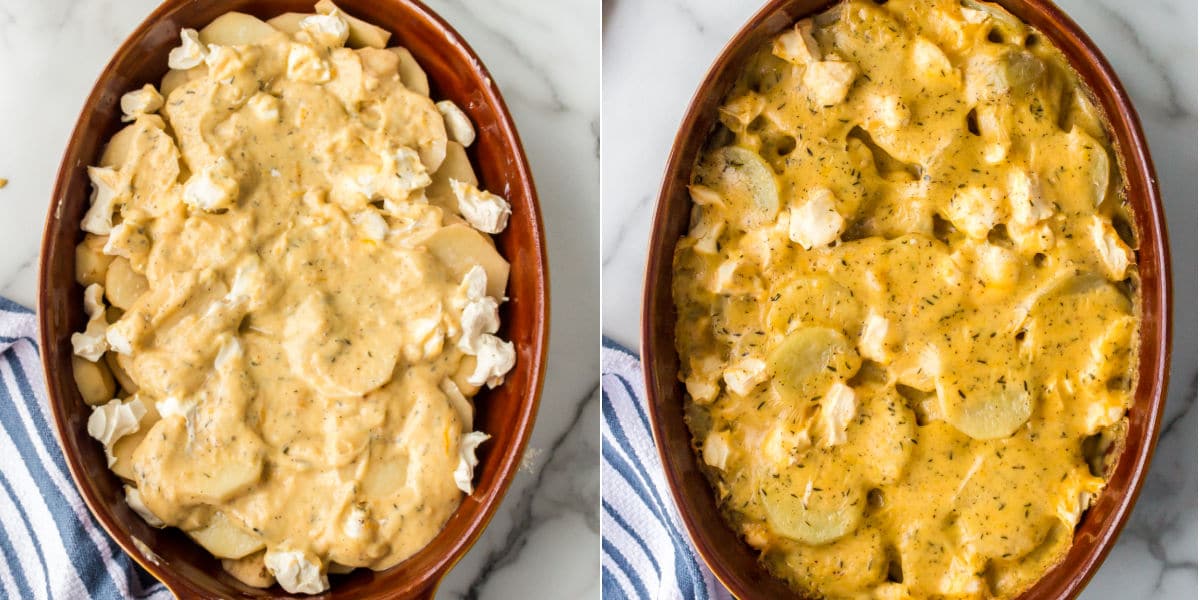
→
(179, 452, 263, 504)
(133, 410, 265, 505)
(316, 0, 390, 48)
(1025, 275, 1132, 371)
(427, 142, 477, 212)
(223, 551, 274, 588)
(766, 275, 862, 337)
(422, 224, 509, 299)
(188, 512, 264, 559)
(938, 380, 1032, 441)
(266, 12, 307, 35)
(768, 327, 860, 401)
(761, 458, 865, 545)
(953, 445, 1060, 559)
(328, 562, 355, 574)
(696, 146, 780, 231)
(849, 387, 917, 484)
(99, 121, 138, 168)
(73, 355, 116, 406)
(781, 527, 887, 596)
(106, 351, 139, 394)
(110, 401, 159, 480)
(104, 257, 148, 311)
(110, 426, 149, 480)
(712, 296, 766, 349)
(199, 12, 280, 46)
(357, 47, 401, 79)
(388, 47, 430, 96)
(76, 234, 114, 287)
(160, 65, 208, 100)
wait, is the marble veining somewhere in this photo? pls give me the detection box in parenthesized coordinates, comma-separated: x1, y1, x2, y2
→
(0, 0, 599, 598)
(601, 1, 1196, 598)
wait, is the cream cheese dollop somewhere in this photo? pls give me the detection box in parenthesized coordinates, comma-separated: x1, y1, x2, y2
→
(80, 166, 124, 235)
(264, 548, 328, 595)
(87, 397, 146, 466)
(450, 179, 511, 234)
(436, 100, 476, 147)
(120, 85, 164, 122)
(71, 284, 109, 362)
(453, 431, 491, 494)
(167, 28, 208, 70)
(299, 11, 349, 47)
(467, 335, 516, 389)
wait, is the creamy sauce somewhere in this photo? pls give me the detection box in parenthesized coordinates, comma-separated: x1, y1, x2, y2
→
(71, 4, 516, 593)
(673, 1, 1138, 597)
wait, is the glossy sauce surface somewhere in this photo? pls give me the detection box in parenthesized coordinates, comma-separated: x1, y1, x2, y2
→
(672, 1, 1138, 597)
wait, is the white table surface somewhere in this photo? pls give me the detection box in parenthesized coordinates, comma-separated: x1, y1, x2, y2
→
(0, 0, 599, 598)
(602, 0, 1197, 597)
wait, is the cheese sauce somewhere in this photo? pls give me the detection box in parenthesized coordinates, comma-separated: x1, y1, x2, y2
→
(71, 5, 516, 593)
(672, 1, 1138, 597)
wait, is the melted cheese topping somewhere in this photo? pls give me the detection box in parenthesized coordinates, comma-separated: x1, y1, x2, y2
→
(70, 4, 516, 592)
(672, 1, 1138, 597)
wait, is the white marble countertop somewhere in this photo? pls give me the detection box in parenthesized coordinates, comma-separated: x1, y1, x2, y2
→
(0, 0, 599, 598)
(603, 0, 1196, 597)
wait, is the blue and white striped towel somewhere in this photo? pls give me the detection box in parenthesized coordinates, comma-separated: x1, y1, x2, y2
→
(602, 339, 731, 600)
(0, 297, 168, 600)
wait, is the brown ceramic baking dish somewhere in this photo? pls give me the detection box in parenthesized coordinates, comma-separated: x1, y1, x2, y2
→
(641, 0, 1172, 598)
(38, 0, 548, 597)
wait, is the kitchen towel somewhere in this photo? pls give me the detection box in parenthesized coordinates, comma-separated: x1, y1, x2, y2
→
(0, 297, 168, 600)
(601, 338, 730, 600)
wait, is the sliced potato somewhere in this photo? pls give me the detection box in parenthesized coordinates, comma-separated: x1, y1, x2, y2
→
(327, 562, 355, 574)
(188, 512, 265, 559)
(222, 551, 274, 588)
(427, 141, 476, 212)
(388, 47, 430, 96)
(953, 444, 1060, 559)
(1026, 275, 1132, 367)
(437, 100, 475, 147)
(73, 355, 116, 406)
(199, 12, 280, 46)
(109, 400, 159, 479)
(939, 380, 1032, 441)
(180, 454, 263, 504)
(76, 235, 114, 287)
(453, 357, 482, 397)
(696, 146, 780, 231)
(316, 0, 391, 48)
(761, 460, 865, 545)
(104, 257, 148, 311)
(159, 65, 208, 100)
(712, 296, 766, 348)
(422, 224, 510, 298)
(109, 435, 141, 480)
(417, 128, 448, 175)
(768, 327, 860, 401)
(781, 527, 887, 596)
(133, 415, 264, 504)
(266, 12, 308, 35)
(766, 275, 863, 336)
(357, 47, 401, 79)
(849, 387, 917, 484)
(106, 351, 139, 394)
(99, 121, 138, 168)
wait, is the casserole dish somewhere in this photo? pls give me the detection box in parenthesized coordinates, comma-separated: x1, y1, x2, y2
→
(39, 0, 549, 597)
(641, 0, 1171, 598)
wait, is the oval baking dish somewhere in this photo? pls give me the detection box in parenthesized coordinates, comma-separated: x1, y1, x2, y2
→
(39, 0, 549, 597)
(640, 1, 1171, 598)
